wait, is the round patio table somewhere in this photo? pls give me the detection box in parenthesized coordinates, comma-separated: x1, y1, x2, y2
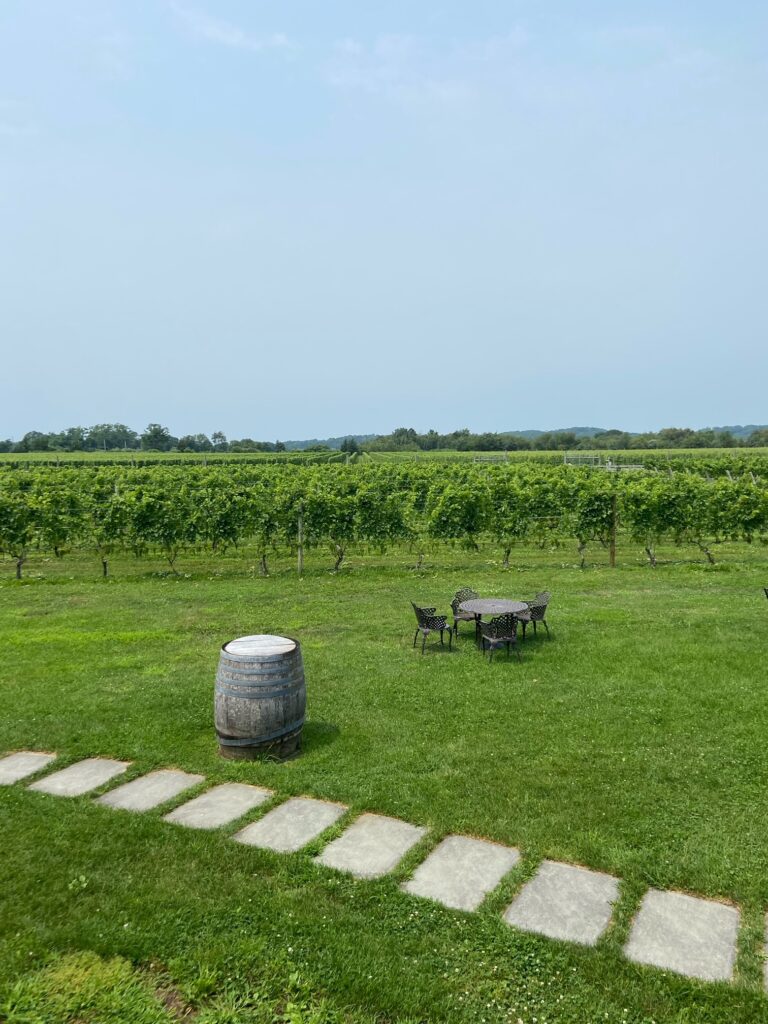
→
(459, 598, 527, 617)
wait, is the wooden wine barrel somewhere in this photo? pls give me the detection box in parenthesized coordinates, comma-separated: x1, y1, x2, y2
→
(215, 635, 305, 760)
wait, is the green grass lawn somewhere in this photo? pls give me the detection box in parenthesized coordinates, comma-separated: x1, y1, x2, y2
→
(2, 539, 768, 1023)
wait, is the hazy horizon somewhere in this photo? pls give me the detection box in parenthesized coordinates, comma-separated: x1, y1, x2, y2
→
(4, 420, 767, 446)
(2, 1, 766, 438)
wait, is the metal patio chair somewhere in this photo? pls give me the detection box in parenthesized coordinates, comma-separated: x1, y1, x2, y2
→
(480, 613, 521, 662)
(517, 591, 551, 639)
(411, 602, 453, 654)
(451, 587, 479, 637)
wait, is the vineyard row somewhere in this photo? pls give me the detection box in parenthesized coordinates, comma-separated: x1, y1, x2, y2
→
(1, 464, 767, 578)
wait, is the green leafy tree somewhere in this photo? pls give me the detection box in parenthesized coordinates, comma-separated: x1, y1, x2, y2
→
(178, 433, 213, 453)
(14, 431, 51, 453)
(140, 424, 178, 451)
(54, 426, 89, 451)
(87, 424, 140, 450)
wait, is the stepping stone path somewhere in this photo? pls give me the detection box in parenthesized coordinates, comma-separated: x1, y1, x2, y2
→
(403, 835, 520, 911)
(503, 860, 619, 946)
(4, 749, 761, 993)
(0, 751, 56, 785)
(29, 757, 130, 797)
(97, 769, 204, 813)
(316, 813, 426, 880)
(165, 783, 273, 829)
(625, 889, 739, 982)
(234, 797, 347, 853)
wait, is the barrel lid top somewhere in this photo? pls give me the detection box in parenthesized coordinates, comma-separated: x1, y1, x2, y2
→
(224, 634, 297, 656)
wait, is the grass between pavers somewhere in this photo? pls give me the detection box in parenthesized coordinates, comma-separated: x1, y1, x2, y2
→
(2, 540, 768, 1021)
(2, 790, 767, 1024)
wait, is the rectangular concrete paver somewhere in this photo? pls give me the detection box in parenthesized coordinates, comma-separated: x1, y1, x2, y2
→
(164, 783, 273, 829)
(625, 889, 739, 982)
(402, 834, 520, 911)
(316, 813, 427, 880)
(504, 860, 619, 946)
(97, 769, 204, 812)
(234, 797, 347, 853)
(29, 758, 130, 797)
(0, 751, 56, 785)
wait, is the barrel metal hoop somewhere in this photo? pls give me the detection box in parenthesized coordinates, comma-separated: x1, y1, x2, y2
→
(216, 669, 304, 685)
(217, 674, 303, 687)
(216, 717, 305, 745)
(215, 683, 304, 700)
(218, 659, 303, 675)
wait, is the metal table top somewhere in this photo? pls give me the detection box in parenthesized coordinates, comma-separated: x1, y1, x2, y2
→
(459, 598, 528, 616)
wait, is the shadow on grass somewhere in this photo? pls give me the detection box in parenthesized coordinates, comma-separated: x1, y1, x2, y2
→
(302, 720, 341, 753)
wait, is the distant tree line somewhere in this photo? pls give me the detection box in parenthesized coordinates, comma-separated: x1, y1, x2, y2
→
(2, 423, 767, 455)
(364, 426, 768, 451)
(0, 424, 286, 454)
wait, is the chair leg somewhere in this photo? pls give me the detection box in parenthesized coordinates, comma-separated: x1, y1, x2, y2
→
(489, 645, 495, 662)
(515, 644, 522, 662)
(439, 630, 444, 646)
(413, 628, 419, 648)
(448, 629, 453, 651)
(421, 632, 427, 654)
(521, 621, 527, 641)
(543, 620, 550, 637)
(533, 621, 537, 636)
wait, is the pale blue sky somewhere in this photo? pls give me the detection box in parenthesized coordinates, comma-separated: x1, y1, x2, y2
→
(1, 1, 766, 439)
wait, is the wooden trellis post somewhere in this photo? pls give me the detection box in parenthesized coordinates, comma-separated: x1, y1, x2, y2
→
(297, 502, 304, 577)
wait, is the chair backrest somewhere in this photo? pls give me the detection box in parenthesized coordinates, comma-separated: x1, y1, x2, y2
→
(527, 592, 550, 620)
(483, 613, 518, 640)
(411, 602, 436, 627)
(452, 587, 478, 616)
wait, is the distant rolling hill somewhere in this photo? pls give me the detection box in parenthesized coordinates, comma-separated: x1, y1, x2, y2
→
(708, 425, 767, 438)
(505, 427, 606, 439)
(283, 434, 379, 451)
